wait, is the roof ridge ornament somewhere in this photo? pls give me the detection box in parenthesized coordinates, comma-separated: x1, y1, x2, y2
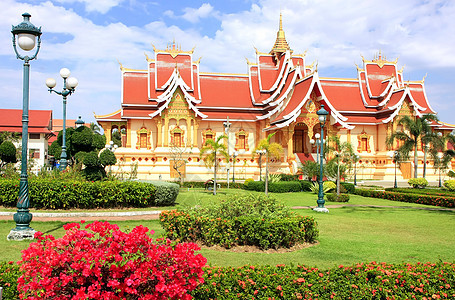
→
(269, 12, 291, 57)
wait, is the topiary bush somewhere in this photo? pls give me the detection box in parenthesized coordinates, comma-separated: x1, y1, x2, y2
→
(160, 194, 318, 250)
(326, 193, 350, 202)
(444, 180, 455, 191)
(18, 221, 206, 299)
(148, 180, 179, 206)
(340, 182, 355, 193)
(408, 178, 428, 188)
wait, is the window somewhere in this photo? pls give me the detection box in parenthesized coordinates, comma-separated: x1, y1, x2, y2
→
(173, 132, 182, 147)
(29, 133, 40, 139)
(357, 131, 371, 153)
(235, 129, 249, 151)
(30, 149, 40, 159)
(206, 134, 213, 141)
(361, 138, 368, 152)
(202, 128, 215, 145)
(140, 133, 147, 148)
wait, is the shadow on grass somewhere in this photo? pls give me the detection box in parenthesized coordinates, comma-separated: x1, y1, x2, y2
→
(41, 222, 67, 235)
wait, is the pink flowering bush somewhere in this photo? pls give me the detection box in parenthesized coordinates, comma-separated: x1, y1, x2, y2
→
(17, 221, 207, 299)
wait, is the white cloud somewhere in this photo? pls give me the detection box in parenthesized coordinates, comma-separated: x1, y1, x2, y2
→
(181, 3, 217, 23)
(2, 0, 455, 124)
(56, 0, 126, 14)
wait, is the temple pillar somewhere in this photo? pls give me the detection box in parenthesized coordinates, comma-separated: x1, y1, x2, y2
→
(126, 120, 131, 148)
(287, 124, 295, 159)
(105, 123, 112, 144)
(186, 118, 192, 146)
(193, 121, 199, 148)
(164, 118, 169, 147)
(156, 118, 162, 147)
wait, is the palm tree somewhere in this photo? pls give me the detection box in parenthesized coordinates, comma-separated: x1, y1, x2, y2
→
(325, 135, 355, 192)
(386, 114, 438, 178)
(200, 135, 229, 195)
(253, 132, 283, 195)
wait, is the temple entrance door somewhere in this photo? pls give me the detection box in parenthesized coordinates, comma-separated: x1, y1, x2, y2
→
(293, 124, 309, 153)
(293, 130, 304, 153)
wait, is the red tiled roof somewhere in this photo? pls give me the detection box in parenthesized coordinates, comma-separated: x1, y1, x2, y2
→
(0, 109, 52, 133)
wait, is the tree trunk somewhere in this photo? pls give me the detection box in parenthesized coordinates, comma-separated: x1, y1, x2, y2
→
(414, 142, 418, 178)
(213, 152, 217, 195)
(265, 152, 269, 195)
(423, 145, 427, 178)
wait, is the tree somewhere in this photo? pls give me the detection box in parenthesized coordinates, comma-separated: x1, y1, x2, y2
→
(169, 140, 190, 185)
(253, 133, 283, 195)
(200, 135, 228, 195)
(49, 125, 106, 167)
(0, 141, 17, 169)
(386, 114, 438, 178)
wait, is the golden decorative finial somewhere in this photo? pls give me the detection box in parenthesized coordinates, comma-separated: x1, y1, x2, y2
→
(270, 12, 291, 56)
(194, 57, 202, 64)
(144, 52, 152, 62)
(151, 43, 157, 53)
(117, 59, 124, 71)
(355, 63, 362, 72)
(422, 73, 427, 83)
(399, 65, 405, 73)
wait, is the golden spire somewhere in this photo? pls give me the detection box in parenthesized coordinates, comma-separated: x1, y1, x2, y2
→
(270, 13, 291, 56)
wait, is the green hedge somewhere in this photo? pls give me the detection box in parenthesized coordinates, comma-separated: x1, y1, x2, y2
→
(355, 188, 455, 208)
(160, 210, 318, 249)
(160, 194, 318, 250)
(385, 187, 455, 197)
(0, 262, 20, 299)
(0, 179, 178, 209)
(244, 180, 314, 193)
(326, 193, 350, 202)
(180, 181, 244, 189)
(3, 261, 455, 299)
(192, 262, 455, 299)
(341, 182, 355, 194)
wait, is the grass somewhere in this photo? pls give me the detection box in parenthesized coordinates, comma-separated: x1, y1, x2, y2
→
(1, 188, 455, 269)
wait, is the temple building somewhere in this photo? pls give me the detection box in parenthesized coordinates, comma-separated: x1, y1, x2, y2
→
(95, 15, 454, 181)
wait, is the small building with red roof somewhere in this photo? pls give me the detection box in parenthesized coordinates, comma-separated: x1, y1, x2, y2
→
(95, 15, 454, 181)
(0, 109, 53, 171)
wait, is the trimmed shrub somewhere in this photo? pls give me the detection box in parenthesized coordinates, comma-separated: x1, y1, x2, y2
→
(355, 188, 455, 208)
(326, 193, 350, 202)
(148, 180, 179, 206)
(268, 181, 301, 193)
(4, 261, 455, 299)
(0, 261, 20, 299)
(0, 179, 178, 209)
(444, 180, 455, 191)
(244, 180, 265, 192)
(299, 180, 313, 192)
(160, 194, 318, 250)
(340, 182, 355, 193)
(279, 174, 300, 181)
(408, 177, 428, 188)
(191, 262, 455, 299)
(18, 221, 206, 299)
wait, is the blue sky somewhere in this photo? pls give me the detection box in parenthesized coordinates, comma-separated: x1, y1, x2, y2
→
(1, 0, 455, 125)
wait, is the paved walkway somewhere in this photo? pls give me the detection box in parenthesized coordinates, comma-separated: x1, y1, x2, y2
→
(1, 203, 453, 222)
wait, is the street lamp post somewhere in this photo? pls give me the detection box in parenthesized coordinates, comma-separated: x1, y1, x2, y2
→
(8, 13, 42, 241)
(438, 152, 443, 188)
(46, 68, 78, 170)
(354, 154, 359, 185)
(232, 151, 238, 183)
(256, 149, 265, 181)
(334, 151, 340, 195)
(106, 141, 118, 174)
(75, 115, 85, 128)
(223, 117, 231, 188)
(315, 133, 321, 164)
(314, 105, 329, 213)
(390, 151, 399, 189)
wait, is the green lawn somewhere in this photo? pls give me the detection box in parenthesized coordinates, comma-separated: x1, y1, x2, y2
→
(1, 188, 454, 269)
